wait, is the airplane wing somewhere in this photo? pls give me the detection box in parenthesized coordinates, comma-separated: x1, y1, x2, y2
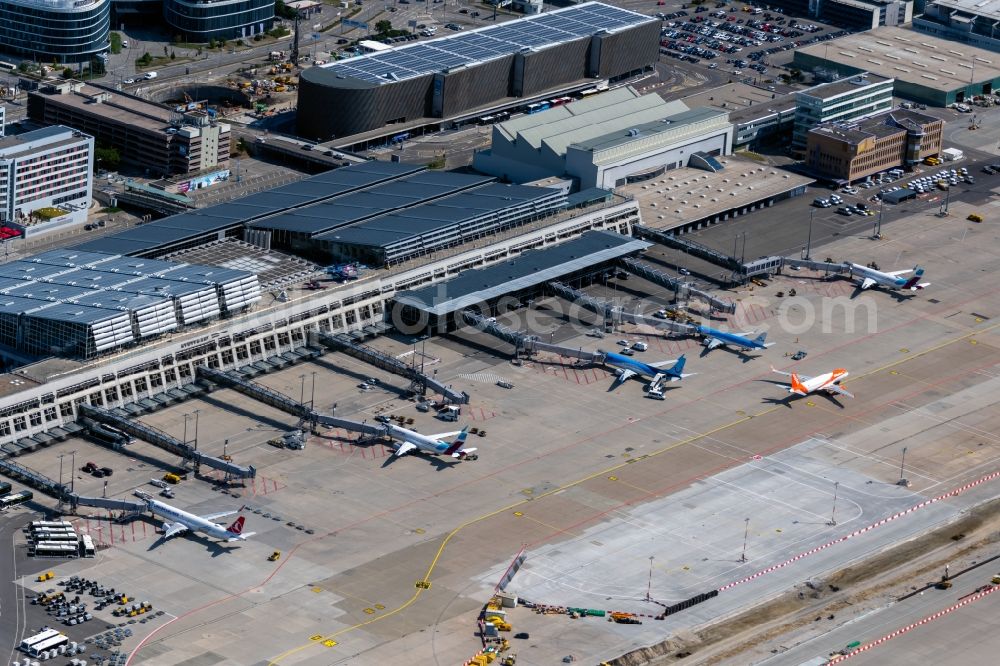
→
(163, 522, 188, 539)
(704, 338, 722, 350)
(859, 277, 877, 290)
(394, 441, 418, 457)
(909, 282, 931, 291)
(228, 532, 256, 542)
(201, 509, 239, 522)
(609, 369, 636, 390)
(770, 366, 813, 382)
(427, 431, 463, 441)
(649, 359, 679, 368)
(886, 269, 913, 277)
(825, 383, 854, 399)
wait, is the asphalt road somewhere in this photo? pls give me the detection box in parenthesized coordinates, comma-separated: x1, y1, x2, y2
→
(0, 508, 41, 662)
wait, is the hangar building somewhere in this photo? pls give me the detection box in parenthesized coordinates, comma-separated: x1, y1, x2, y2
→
(296, 2, 660, 139)
(473, 88, 732, 189)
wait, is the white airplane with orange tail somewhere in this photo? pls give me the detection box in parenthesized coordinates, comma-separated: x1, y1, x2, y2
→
(770, 366, 854, 399)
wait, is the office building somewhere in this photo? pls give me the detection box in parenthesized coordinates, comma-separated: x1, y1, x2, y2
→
(805, 109, 943, 183)
(915, 0, 1000, 53)
(163, 0, 275, 43)
(0, 105, 5, 137)
(0, 0, 110, 64)
(681, 83, 797, 151)
(27, 81, 230, 177)
(792, 73, 895, 152)
(474, 87, 732, 190)
(794, 27, 1000, 107)
(297, 2, 660, 139)
(0, 126, 93, 236)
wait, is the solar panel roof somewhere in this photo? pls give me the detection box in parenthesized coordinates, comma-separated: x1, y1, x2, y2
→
(314, 1, 654, 85)
(316, 183, 559, 248)
(252, 171, 494, 235)
(65, 161, 425, 256)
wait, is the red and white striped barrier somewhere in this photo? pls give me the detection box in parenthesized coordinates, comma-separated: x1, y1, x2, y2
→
(717, 469, 1000, 593)
(826, 584, 999, 663)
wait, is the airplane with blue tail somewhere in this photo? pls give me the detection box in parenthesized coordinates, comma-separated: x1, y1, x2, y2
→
(601, 352, 694, 394)
(696, 326, 774, 355)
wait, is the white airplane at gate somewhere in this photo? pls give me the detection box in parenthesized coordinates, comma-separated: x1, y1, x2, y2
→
(770, 366, 854, 399)
(136, 491, 254, 542)
(849, 264, 930, 292)
(385, 424, 478, 460)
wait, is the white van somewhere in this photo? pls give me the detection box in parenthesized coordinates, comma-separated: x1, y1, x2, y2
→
(632, 341, 648, 352)
(144, 71, 157, 80)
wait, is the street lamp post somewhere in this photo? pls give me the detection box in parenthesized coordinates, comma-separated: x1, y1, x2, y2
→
(828, 481, 839, 526)
(740, 517, 750, 562)
(805, 208, 815, 260)
(310, 371, 317, 409)
(193, 409, 200, 450)
(299, 373, 307, 405)
(898, 446, 908, 486)
(183, 413, 190, 445)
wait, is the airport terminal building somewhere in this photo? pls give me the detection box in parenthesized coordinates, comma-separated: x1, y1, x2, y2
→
(296, 2, 660, 139)
(474, 88, 733, 190)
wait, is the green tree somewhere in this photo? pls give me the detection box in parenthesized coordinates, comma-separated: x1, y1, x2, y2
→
(170, 51, 176, 60)
(94, 145, 121, 172)
(275, 0, 299, 19)
(62, 67, 74, 79)
(375, 19, 392, 35)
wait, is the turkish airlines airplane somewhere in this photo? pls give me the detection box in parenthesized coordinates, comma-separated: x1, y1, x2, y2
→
(770, 366, 854, 399)
(135, 491, 254, 542)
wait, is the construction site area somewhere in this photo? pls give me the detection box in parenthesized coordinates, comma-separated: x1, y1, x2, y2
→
(0, 173, 998, 666)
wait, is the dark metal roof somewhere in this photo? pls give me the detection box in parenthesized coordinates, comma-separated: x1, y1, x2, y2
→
(67, 161, 424, 256)
(316, 183, 559, 248)
(252, 171, 493, 236)
(393, 231, 651, 316)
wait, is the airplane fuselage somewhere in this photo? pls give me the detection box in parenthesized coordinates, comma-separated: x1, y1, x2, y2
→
(848, 264, 924, 290)
(696, 326, 768, 351)
(145, 499, 246, 541)
(795, 368, 849, 395)
(604, 352, 664, 380)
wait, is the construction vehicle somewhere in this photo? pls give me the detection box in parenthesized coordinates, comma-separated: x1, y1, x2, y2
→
(268, 550, 281, 561)
(486, 615, 511, 631)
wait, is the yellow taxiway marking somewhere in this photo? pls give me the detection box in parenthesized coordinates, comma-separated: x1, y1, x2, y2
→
(266, 323, 999, 665)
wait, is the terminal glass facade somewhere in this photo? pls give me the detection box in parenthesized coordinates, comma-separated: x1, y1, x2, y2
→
(164, 0, 274, 42)
(0, 0, 110, 63)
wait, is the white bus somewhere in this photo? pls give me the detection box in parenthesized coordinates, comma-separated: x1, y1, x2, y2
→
(30, 541, 79, 558)
(81, 534, 96, 558)
(19, 628, 60, 653)
(28, 632, 68, 656)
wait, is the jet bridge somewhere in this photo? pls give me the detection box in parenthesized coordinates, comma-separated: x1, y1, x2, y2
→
(633, 225, 741, 271)
(459, 310, 604, 362)
(196, 365, 312, 421)
(618, 258, 736, 314)
(78, 404, 256, 481)
(547, 281, 614, 326)
(783, 257, 852, 275)
(0, 456, 72, 502)
(315, 331, 469, 405)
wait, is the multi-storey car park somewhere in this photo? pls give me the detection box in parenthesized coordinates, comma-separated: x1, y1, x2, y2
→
(0, 160, 640, 448)
(296, 1, 661, 140)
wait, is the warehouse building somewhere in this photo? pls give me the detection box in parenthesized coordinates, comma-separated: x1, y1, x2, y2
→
(0, 125, 94, 236)
(794, 27, 1000, 106)
(28, 81, 230, 177)
(760, 0, 912, 29)
(473, 87, 732, 189)
(915, 0, 1000, 53)
(805, 109, 943, 183)
(296, 2, 660, 139)
(792, 73, 895, 152)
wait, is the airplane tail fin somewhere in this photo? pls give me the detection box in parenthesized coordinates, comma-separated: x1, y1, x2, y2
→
(753, 332, 767, 345)
(443, 427, 469, 456)
(901, 269, 924, 289)
(226, 516, 246, 536)
(790, 373, 808, 395)
(668, 354, 687, 377)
